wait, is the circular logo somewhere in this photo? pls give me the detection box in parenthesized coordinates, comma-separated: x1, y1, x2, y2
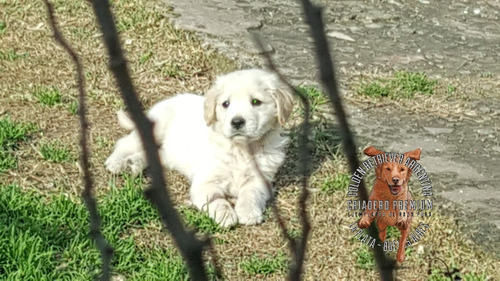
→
(346, 147, 433, 263)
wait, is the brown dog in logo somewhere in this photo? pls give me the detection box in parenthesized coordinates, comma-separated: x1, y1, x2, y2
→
(358, 146, 421, 263)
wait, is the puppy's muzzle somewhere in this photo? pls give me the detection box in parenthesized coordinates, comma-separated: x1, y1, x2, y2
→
(392, 177, 400, 185)
(231, 117, 246, 130)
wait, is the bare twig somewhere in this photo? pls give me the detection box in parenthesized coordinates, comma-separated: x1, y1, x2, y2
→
(42, 1, 114, 280)
(88, 1, 213, 280)
(251, 34, 312, 281)
(298, 0, 395, 279)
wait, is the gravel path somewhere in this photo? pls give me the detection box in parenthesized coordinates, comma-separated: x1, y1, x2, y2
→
(164, 0, 500, 255)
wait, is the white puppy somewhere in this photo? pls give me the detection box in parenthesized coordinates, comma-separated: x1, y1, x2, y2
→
(105, 69, 294, 227)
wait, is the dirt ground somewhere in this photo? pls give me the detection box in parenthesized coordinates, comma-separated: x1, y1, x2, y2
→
(164, 0, 500, 255)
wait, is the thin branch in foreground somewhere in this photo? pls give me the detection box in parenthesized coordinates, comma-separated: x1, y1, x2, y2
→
(251, 33, 312, 281)
(88, 0, 214, 280)
(42, 1, 114, 280)
(298, 0, 395, 279)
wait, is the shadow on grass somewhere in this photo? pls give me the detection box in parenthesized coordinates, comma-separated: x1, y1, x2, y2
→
(275, 119, 346, 188)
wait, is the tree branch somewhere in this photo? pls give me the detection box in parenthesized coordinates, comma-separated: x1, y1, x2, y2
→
(88, 1, 213, 280)
(298, 0, 395, 279)
(251, 33, 312, 281)
(42, 1, 114, 280)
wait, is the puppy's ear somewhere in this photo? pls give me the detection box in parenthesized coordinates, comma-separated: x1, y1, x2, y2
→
(364, 146, 384, 177)
(404, 148, 421, 160)
(363, 146, 384, 156)
(117, 110, 135, 131)
(403, 148, 421, 181)
(204, 85, 218, 126)
(271, 86, 294, 126)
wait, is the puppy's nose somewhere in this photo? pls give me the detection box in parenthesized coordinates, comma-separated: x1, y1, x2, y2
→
(392, 177, 400, 185)
(231, 117, 246, 130)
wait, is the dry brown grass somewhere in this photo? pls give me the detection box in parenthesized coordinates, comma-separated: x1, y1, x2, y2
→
(1, 0, 499, 280)
(343, 72, 499, 122)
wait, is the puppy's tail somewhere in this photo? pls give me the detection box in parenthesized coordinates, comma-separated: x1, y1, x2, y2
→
(117, 110, 135, 131)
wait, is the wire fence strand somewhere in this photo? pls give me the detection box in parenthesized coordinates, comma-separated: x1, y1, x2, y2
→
(298, 0, 395, 279)
(42, 1, 114, 280)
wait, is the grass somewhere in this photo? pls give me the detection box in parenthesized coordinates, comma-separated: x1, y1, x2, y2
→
(319, 173, 350, 193)
(358, 70, 438, 99)
(180, 206, 227, 235)
(0, 151, 16, 173)
(66, 100, 79, 115)
(33, 86, 63, 107)
(429, 268, 487, 280)
(348, 69, 488, 119)
(0, 118, 35, 151)
(239, 252, 288, 276)
(480, 72, 493, 78)
(0, 0, 499, 279)
(298, 85, 328, 111)
(0, 117, 36, 172)
(356, 247, 376, 270)
(0, 20, 6, 34)
(0, 49, 29, 61)
(38, 141, 74, 163)
(354, 233, 414, 271)
(384, 225, 401, 240)
(0, 178, 218, 280)
(139, 50, 153, 64)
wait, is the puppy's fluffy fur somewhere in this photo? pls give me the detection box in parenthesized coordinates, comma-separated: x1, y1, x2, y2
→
(105, 69, 294, 227)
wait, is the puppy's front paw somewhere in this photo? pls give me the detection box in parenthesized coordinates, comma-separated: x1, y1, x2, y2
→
(214, 209, 238, 228)
(358, 217, 371, 229)
(207, 199, 238, 228)
(105, 155, 125, 174)
(396, 219, 408, 229)
(125, 155, 145, 176)
(235, 204, 264, 225)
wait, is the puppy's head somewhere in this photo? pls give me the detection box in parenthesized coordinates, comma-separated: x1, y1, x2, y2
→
(204, 69, 294, 142)
(364, 146, 421, 196)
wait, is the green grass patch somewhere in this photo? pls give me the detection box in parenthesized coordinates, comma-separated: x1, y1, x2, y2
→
(0, 176, 218, 280)
(38, 141, 74, 163)
(0, 118, 35, 151)
(240, 252, 288, 276)
(179, 206, 227, 235)
(359, 81, 391, 98)
(139, 50, 153, 64)
(0, 152, 17, 172)
(0, 117, 36, 172)
(0, 184, 93, 279)
(320, 173, 350, 193)
(480, 72, 493, 78)
(160, 63, 186, 79)
(446, 85, 456, 94)
(64, 100, 79, 115)
(287, 228, 302, 240)
(384, 226, 401, 240)
(298, 86, 328, 111)
(33, 86, 63, 107)
(102, 175, 160, 231)
(115, 5, 152, 32)
(358, 70, 438, 99)
(0, 49, 29, 61)
(0, 21, 6, 34)
(355, 247, 375, 270)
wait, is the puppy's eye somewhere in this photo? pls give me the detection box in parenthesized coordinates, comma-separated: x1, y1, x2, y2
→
(251, 99, 262, 106)
(386, 167, 391, 171)
(400, 168, 405, 172)
(222, 101, 230, 108)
